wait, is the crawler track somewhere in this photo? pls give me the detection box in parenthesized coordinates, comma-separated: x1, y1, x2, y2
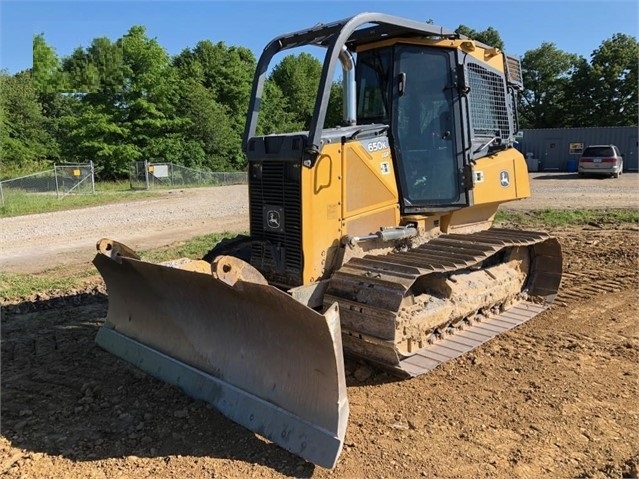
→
(324, 229, 563, 376)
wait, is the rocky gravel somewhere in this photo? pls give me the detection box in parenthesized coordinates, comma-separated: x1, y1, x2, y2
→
(1, 228, 637, 479)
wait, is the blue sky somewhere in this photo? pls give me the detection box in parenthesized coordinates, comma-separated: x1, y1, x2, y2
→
(1, 0, 637, 74)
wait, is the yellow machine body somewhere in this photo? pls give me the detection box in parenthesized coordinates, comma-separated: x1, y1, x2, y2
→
(298, 137, 532, 284)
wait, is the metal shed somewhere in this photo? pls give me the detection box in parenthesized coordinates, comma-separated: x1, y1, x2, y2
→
(517, 126, 638, 172)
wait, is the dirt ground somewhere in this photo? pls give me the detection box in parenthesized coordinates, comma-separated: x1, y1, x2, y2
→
(1, 174, 638, 478)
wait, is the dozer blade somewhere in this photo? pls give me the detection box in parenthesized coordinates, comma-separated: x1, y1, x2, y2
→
(93, 240, 348, 469)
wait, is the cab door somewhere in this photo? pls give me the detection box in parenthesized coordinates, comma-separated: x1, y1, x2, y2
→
(391, 45, 468, 212)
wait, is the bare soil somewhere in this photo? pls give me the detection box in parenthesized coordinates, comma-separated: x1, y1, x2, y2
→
(1, 174, 638, 478)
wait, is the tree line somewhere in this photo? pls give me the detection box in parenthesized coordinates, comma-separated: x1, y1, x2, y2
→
(1, 24, 636, 179)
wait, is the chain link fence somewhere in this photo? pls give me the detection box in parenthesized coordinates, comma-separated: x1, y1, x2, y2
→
(129, 161, 247, 189)
(0, 160, 245, 207)
(55, 162, 96, 198)
(0, 162, 95, 206)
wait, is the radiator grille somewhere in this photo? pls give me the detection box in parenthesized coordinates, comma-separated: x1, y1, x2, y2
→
(467, 62, 511, 139)
(249, 160, 303, 287)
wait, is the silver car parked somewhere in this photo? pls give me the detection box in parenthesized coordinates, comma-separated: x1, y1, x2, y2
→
(578, 144, 624, 178)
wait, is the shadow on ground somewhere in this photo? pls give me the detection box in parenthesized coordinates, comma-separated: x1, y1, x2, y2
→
(532, 172, 619, 180)
(533, 173, 578, 180)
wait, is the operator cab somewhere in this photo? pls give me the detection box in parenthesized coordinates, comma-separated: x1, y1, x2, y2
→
(244, 13, 523, 217)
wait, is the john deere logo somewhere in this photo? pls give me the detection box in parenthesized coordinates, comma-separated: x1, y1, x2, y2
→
(499, 170, 510, 187)
(267, 210, 281, 229)
(263, 205, 285, 232)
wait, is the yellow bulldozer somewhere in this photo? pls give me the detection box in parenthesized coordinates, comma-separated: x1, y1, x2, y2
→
(93, 13, 562, 469)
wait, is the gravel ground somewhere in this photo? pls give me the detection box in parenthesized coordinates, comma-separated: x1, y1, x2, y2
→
(502, 172, 638, 210)
(0, 185, 249, 274)
(1, 228, 637, 479)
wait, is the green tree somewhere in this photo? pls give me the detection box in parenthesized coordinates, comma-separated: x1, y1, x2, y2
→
(177, 80, 241, 170)
(588, 33, 638, 126)
(119, 26, 182, 163)
(0, 71, 58, 176)
(325, 81, 344, 129)
(32, 33, 72, 154)
(60, 37, 134, 177)
(57, 102, 136, 177)
(255, 79, 297, 135)
(562, 57, 597, 127)
(270, 53, 323, 130)
(563, 34, 638, 127)
(455, 25, 505, 51)
(173, 41, 255, 132)
(173, 40, 255, 168)
(59, 26, 185, 178)
(519, 42, 579, 128)
(254, 54, 343, 134)
(33, 33, 67, 95)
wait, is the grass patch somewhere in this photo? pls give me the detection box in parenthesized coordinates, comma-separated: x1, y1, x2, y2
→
(0, 267, 96, 300)
(0, 185, 160, 218)
(496, 208, 639, 228)
(93, 180, 137, 192)
(0, 232, 242, 302)
(140, 232, 241, 263)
